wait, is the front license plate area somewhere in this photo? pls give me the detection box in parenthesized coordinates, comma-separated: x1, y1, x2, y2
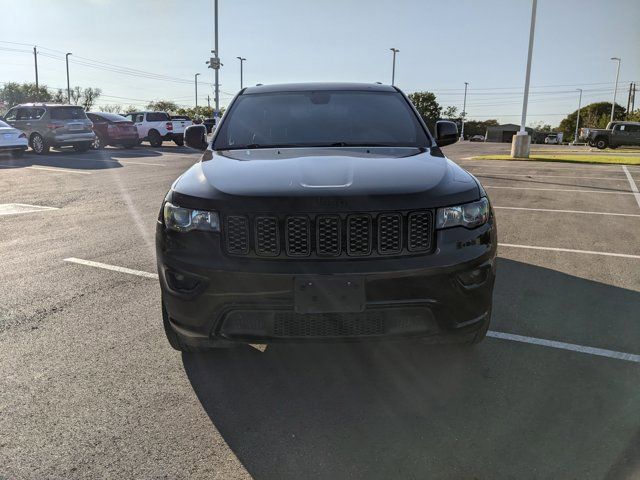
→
(294, 276, 365, 314)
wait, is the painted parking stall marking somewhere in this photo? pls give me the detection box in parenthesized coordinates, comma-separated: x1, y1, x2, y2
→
(0, 203, 59, 216)
(64, 257, 159, 279)
(487, 331, 640, 364)
(622, 165, 640, 209)
(499, 243, 640, 259)
(493, 206, 640, 218)
(484, 185, 635, 195)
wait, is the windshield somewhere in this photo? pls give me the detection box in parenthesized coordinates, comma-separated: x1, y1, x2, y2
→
(213, 90, 430, 150)
(93, 112, 129, 122)
(49, 107, 87, 120)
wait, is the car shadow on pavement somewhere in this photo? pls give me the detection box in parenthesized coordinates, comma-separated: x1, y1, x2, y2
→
(0, 144, 192, 171)
(182, 258, 640, 480)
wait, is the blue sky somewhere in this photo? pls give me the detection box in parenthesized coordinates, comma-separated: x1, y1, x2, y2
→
(1, 0, 638, 126)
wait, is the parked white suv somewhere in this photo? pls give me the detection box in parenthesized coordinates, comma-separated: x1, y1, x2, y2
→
(124, 111, 192, 147)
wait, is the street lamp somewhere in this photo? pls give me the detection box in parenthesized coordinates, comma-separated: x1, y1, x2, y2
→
(236, 57, 246, 89)
(511, 0, 537, 159)
(65, 52, 72, 104)
(390, 48, 399, 86)
(460, 82, 468, 141)
(610, 57, 621, 124)
(194, 73, 201, 108)
(574, 88, 583, 144)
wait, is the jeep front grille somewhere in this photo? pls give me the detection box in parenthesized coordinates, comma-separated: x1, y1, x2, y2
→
(223, 210, 433, 259)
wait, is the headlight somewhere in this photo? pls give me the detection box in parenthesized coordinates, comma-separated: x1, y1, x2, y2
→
(435, 197, 490, 229)
(163, 202, 220, 232)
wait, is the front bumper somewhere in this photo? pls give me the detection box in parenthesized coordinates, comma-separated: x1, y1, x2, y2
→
(157, 218, 497, 344)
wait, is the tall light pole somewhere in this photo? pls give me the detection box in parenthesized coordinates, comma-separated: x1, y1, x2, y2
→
(214, 0, 220, 118)
(236, 57, 246, 89)
(33, 47, 39, 91)
(460, 82, 468, 140)
(390, 48, 399, 86)
(194, 73, 201, 108)
(511, 0, 537, 158)
(65, 53, 72, 104)
(610, 57, 621, 124)
(574, 88, 582, 144)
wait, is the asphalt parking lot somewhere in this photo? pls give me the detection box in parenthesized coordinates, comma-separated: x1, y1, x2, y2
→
(1, 142, 639, 479)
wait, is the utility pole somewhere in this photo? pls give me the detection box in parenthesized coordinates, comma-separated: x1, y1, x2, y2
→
(627, 83, 633, 119)
(632, 83, 636, 113)
(610, 57, 621, 124)
(236, 57, 246, 89)
(65, 53, 72, 104)
(390, 48, 399, 86)
(574, 88, 583, 144)
(511, 0, 537, 158)
(207, 95, 211, 109)
(214, 0, 219, 118)
(460, 82, 468, 141)
(194, 73, 201, 108)
(33, 47, 39, 92)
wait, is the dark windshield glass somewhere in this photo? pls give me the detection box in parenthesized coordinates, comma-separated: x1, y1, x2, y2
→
(50, 107, 87, 120)
(213, 90, 430, 150)
(147, 112, 170, 122)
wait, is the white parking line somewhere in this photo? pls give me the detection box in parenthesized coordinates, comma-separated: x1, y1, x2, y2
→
(487, 331, 640, 364)
(64, 257, 158, 279)
(493, 206, 640, 218)
(28, 166, 92, 175)
(460, 161, 640, 172)
(622, 165, 640, 209)
(477, 173, 627, 181)
(484, 185, 634, 195)
(0, 203, 59, 216)
(499, 243, 640, 259)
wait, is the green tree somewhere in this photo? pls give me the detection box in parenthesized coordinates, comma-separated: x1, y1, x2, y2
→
(146, 100, 179, 112)
(558, 102, 626, 139)
(627, 109, 640, 122)
(100, 104, 123, 114)
(0, 82, 52, 108)
(407, 91, 441, 130)
(461, 119, 499, 138)
(442, 105, 458, 119)
(70, 86, 102, 110)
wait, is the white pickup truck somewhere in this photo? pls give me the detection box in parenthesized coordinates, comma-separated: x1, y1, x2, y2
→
(124, 111, 192, 147)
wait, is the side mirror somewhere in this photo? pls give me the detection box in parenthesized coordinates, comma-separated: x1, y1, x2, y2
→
(184, 124, 208, 151)
(435, 120, 458, 147)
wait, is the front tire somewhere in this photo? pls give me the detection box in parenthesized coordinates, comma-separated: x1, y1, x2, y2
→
(174, 138, 184, 146)
(148, 130, 162, 147)
(31, 133, 49, 155)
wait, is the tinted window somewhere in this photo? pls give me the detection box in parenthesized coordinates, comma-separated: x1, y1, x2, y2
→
(4, 108, 18, 121)
(16, 108, 31, 120)
(50, 107, 87, 120)
(624, 124, 640, 133)
(214, 90, 431, 149)
(31, 108, 45, 120)
(147, 112, 170, 122)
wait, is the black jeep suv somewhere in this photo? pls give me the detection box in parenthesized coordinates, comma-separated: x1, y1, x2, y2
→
(157, 83, 497, 351)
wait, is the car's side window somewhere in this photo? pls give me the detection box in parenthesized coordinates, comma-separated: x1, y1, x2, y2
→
(4, 108, 18, 121)
(136, 114, 144, 123)
(16, 108, 30, 121)
(31, 108, 45, 120)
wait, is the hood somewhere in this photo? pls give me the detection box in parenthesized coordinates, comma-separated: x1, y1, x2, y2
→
(171, 147, 480, 211)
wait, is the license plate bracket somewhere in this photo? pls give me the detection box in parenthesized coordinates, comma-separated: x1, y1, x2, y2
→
(294, 276, 365, 314)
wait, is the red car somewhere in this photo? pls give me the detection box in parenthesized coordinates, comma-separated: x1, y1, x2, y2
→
(86, 112, 139, 149)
